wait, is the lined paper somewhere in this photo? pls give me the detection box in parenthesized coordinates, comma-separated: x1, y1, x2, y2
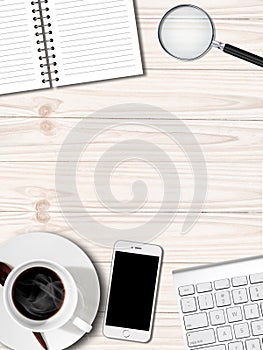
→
(0, 0, 142, 95)
(0, 0, 45, 95)
(50, 0, 142, 87)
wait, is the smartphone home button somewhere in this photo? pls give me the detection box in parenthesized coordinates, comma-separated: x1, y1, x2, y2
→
(123, 330, 130, 338)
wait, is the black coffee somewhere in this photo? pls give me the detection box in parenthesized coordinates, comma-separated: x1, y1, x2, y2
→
(12, 267, 65, 321)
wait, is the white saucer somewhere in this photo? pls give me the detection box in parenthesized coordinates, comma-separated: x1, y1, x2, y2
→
(0, 232, 100, 350)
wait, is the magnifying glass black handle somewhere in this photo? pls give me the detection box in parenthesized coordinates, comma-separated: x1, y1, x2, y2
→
(223, 44, 263, 68)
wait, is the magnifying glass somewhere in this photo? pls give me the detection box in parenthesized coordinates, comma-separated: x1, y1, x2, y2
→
(158, 4, 263, 67)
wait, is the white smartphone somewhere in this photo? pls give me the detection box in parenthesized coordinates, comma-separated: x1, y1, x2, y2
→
(103, 240, 163, 343)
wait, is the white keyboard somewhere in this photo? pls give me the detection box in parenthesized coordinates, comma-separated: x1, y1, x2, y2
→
(173, 256, 263, 350)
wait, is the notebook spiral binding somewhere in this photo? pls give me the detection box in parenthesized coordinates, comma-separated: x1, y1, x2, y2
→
(31, 0, 59, 86)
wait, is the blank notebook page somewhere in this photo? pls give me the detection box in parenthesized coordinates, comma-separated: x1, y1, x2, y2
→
(0, 0, 44, 95)
(49, 0, 143, 87)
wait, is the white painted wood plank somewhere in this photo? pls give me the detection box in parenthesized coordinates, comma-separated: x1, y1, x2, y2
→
(0, 212, 260, 264)
(137, 0, 263, 19)
(0, 162, 260, 212)
(0, 68, 262, 119)
(1, 118, 263, 160)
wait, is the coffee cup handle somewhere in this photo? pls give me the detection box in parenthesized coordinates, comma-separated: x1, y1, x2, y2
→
(73, 317, 92, 333)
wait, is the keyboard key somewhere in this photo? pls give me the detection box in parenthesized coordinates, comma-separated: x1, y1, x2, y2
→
(245, 339, 261, 350)
(232, 276, 248, 287)
(250, 285, 263, 301)
(227, 307, 243, 323)
(215, 291, 231, 307)
(251, 320, 263, 336)
(232, 288, 248, 304)
(244, 304, 260, 320)
(210, 310, 225, 326)
(193, 347, 225, 350)
(197, 282, 213, 293)
(233, 323, 250, 339)
(228, 342, 244, 350)
(250, 272, 263, 284)
(179, 285, 195, 296)
(228, 341, 244, 350)
(215, 279, 230, 290)
(184, 313, 208, 330)
(181, 297, 197, 313)
(217, 326, 233, 342)
(198, 294, 214, 310)
(187, 329, 216, 347)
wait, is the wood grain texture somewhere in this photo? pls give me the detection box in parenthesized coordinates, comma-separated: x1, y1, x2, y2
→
(0, 212, 260, 264)
(0, 162, 261, 212)
(0, 70, 262, 119)
(0, 70, 263, 120)
(0, 0, 262, 349)
(1, 119, 263, 160)
(136, 0, 263, 19)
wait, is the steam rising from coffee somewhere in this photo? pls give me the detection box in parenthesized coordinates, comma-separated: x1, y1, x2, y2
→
(12, 267, 65, 321)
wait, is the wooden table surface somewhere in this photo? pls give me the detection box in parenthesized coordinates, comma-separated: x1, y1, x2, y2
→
(0, 0, 263, 349)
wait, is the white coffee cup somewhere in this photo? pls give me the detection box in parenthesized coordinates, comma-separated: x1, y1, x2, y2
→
(3, 259, 92, 333)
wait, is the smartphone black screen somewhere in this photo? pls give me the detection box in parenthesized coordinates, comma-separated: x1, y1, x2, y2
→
(106, 251, 160, 331)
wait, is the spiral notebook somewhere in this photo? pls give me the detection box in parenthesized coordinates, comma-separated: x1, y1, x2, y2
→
(0, 0, 143, 95)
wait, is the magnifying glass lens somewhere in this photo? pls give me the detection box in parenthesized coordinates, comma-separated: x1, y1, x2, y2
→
(159, 5, 214, 60)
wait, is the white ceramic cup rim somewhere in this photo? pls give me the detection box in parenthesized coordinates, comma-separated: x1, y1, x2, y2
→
(3, 259, 78, 332)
